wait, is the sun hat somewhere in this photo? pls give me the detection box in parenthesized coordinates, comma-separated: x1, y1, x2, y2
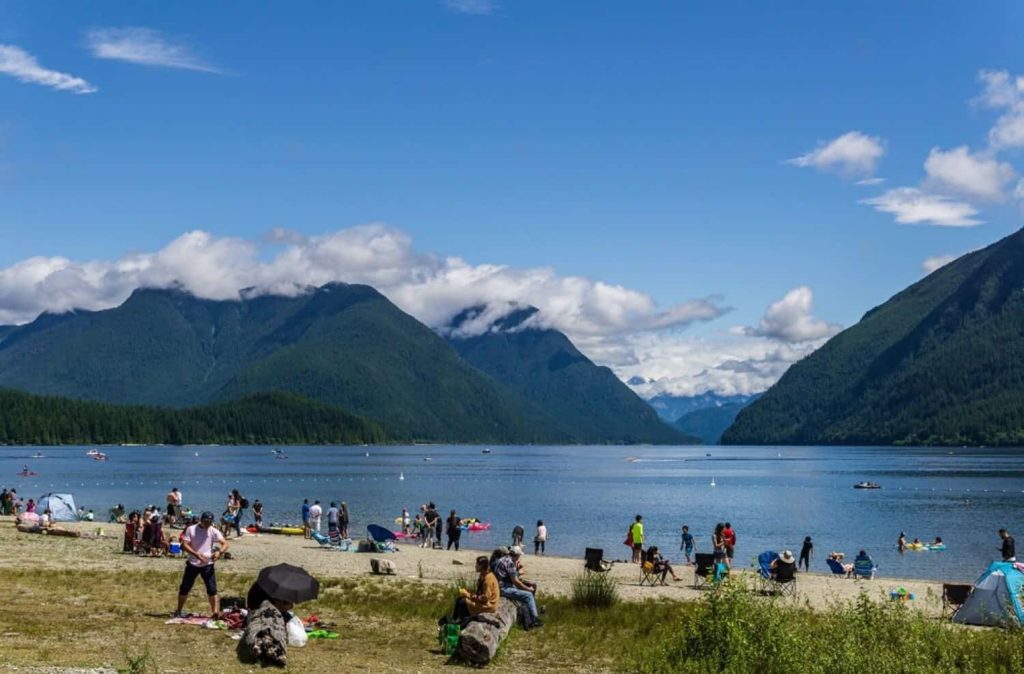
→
(780, 550, 795, 563)
(510, 545, 524, 556)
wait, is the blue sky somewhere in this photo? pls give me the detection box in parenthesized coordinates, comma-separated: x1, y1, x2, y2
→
(2, 2, 1023, 395)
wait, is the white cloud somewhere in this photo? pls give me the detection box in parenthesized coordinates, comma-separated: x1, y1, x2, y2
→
(861, 187, 982, 227)
(0, 225, 728, 346)
(741, 286, 841, 343)
(0, 44, 96, 94)
(923, 146, 1015, 201)
(975, 70, 1024, 150)
(787, 131, 885, 177)
(86, 27, 220, 73)
(855, 177, 886, 186)
(921, 254, 957, 275)
(442, 0, 499, 15)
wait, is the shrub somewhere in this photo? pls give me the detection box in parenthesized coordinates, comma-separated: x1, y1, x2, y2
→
(570, 571, 620, 609)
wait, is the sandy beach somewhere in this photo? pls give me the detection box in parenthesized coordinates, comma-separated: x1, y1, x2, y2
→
(0, 517, 947, 616)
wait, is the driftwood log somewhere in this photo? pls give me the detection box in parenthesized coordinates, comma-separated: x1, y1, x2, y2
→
(237, 600, 288, 668)
(455, 599, 518, 666)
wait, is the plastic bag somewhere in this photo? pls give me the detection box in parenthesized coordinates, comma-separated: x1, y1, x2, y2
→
(286, 616, 308, 647)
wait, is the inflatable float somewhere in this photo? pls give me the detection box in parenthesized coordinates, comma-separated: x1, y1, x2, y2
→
(905, 542, 927, 551)
(466, 522, 490, 532)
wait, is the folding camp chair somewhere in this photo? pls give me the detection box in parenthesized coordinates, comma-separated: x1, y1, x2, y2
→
(826, 558, 849, 577)
(770, 560, 797, 597)
(584, 547, 611, 573)
(853, 556, 877, 580)
(639, 560, 659, 586)
(942, 583, 972, 616)
(756, 551, 778, 593)
(693, 553, 716, 589)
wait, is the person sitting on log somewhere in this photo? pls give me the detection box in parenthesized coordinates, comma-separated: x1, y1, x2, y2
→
(452, 556, 500, 622)
(492, 547, 542, 628)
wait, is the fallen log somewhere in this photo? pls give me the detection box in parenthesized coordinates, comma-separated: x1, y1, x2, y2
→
(455, 599, 518, 666)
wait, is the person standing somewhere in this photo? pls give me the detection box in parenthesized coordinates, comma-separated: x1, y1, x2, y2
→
(1000, 528, 1016, 561)
(166, 487, 181, 528)
(712, 523, 727, 566)
(232, 489, 247, 537)
(680, 525, 695, 564)
(534, 520, 547, 555)
(174, 511, 229, 618)
(309, 500, 323, 533)
(401, 507, 411, 536)
(340, 502, 350, 539)
(326, 502, 340, 540)
(512, 524, 525, 547)
(251, 499, 263, 528)
(799, 536, 813, 572)
(223, 493, 240, 538)
(630, 515, 644, 564)
(301, 499, 311, 539)
(897, 531, 907, 554)
(446, 509, 462, 551)
(722, 522, 736, 568)
(424, 503, 440, 549)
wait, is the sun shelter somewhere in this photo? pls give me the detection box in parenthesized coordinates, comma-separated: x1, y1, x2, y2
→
(952, 561, 1024, 627)
(37, 493, 77, 522)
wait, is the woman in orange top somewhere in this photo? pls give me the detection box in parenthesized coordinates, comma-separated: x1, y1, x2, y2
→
(453, 556, 500, 620)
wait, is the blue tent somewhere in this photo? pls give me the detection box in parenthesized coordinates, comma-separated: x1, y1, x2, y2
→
(952, 561, 1024, 627)
(37, 493, 77, 522)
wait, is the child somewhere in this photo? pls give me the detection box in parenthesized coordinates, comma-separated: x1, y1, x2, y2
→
(680, 525, 695, 563)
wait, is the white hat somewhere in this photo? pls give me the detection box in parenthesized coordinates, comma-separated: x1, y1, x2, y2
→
(780, 550, 795, 564)
(510, 545, 524, 556)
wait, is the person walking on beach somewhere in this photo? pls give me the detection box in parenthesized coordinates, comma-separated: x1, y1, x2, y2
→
(447, 509, 462, 551)
(309, 500, 323, 533)
(301, 499, 311, 539)
(174, 511, 229, 618)
(630, 515, 644, 564)
(680, 525, 695, 564)
(799, 536, 813, 572)
(999, 528, 1016, 561)
(340, 502, 350, 540)
(534, 520, 547, 555)
(722, 522, 736, 568)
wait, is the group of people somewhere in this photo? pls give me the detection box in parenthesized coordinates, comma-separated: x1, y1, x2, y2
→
(301, 498, 348, 540)
(450, 545, 543, 628)
(0, 488, 25, 516)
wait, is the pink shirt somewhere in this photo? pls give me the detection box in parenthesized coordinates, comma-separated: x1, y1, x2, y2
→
(182, 523, 225, 567)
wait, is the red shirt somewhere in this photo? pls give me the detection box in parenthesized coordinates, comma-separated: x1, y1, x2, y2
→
(723, 527, 736, 547)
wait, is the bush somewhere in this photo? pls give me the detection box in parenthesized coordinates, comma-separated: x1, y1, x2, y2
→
(570, 571, 620, 609)
(628, 581, 1024, 674)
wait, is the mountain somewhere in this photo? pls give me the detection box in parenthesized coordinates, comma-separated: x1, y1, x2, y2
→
(0, 284, 565, 443)
(0, 389, 388, 445)
(0, 325, 14, 342)
(646, 392, 758, 423)
(723, 228, 1024, 447)
(674, 402, 750, 445)
(446, 305, 695, 444)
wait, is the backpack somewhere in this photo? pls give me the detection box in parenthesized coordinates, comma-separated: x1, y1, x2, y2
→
(240, 497, 249, 508)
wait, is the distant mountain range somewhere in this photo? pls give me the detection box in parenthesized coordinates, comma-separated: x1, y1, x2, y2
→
(448, 306, 695, 445)
(724, 228, 1024, 447)
(645, 392, 758, 424)
(673, 399, 758, 444)
(0, 284, 688, 445)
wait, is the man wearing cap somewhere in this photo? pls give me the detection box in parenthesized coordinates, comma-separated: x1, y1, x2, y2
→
(174, 511, 230, 618)
(492, 547, 542, 628)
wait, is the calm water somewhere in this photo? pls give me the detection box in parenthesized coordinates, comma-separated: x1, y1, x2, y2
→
(3, 444, 1022, 582)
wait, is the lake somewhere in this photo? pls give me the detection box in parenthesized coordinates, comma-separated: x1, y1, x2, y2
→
(3, 444, 1021, 582)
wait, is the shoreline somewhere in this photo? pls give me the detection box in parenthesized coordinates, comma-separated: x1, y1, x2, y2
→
(0, 517, 950, 616)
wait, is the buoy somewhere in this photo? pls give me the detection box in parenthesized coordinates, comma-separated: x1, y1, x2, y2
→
(710, 477, 716, 487)
(399, 472, 405, 480)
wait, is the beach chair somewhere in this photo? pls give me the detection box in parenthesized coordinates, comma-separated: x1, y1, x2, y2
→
(770, 559, 797, 597)
(942, 583, 972, 616)
(756, 551, 778, 593)
(826, 558, 849, 577)
(639, 560, 659, 586)
(584, 547, 611, 573)
(853, 556, 877, 580)
(693, 553, 716, 589)
(366, 524, 398, 552)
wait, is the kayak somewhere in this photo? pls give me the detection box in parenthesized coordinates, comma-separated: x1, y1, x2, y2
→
(246, 525, 305, 536)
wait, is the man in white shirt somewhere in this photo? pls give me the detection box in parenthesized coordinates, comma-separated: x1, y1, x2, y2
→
(309, 500, 323, 533)
(174, 511, 230, 618)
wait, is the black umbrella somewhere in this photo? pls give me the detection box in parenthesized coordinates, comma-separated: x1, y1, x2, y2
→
(255, 563, 320, 604)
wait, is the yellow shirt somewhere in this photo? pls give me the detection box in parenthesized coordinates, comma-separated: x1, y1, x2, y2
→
(631, 521, 644, 545)
(466, 571, 500, 615)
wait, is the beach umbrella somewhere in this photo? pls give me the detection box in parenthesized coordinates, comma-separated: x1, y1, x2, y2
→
(255, 563, 320, 603)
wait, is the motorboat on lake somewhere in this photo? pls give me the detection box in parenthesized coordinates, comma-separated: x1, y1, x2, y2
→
(853, 481, 881, 489)
(86, 449, 100, 456)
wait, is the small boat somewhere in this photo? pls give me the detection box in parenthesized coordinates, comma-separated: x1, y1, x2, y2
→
(423, 457, 432, 462)
(399, 471, 404, 481)
(86, 449, 100, 456)
(92, 452, 108, 461)
(853, 481, 881, 489)
(31, 452, 45, 459)
(482, 448, 491, 454)
(706, 452, 712, 457)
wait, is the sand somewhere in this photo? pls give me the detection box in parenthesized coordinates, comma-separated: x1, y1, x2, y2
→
(0, 516, 948, 616)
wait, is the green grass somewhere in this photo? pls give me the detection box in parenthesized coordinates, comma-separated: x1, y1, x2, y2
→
(570, 570, 620, 608)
